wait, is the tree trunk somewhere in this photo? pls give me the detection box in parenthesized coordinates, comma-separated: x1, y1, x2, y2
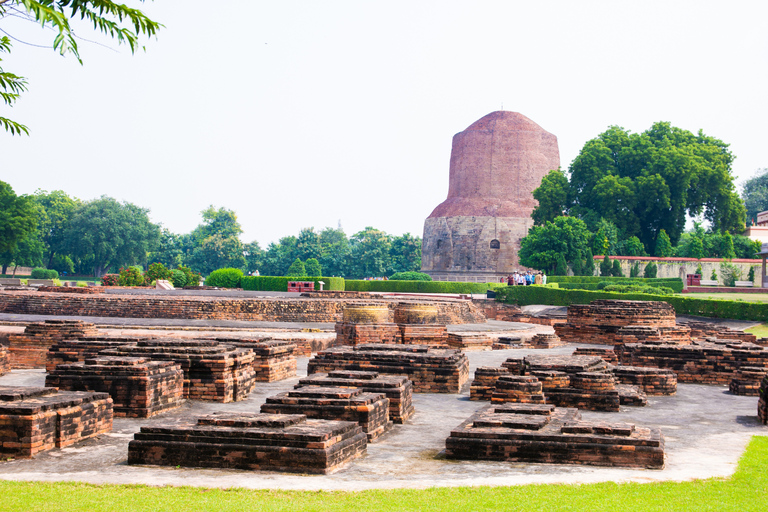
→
(1, 264, 7, 275)
(12, 265, 18, 277)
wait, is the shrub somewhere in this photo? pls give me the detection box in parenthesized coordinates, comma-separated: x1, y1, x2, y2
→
(206, 268, 244, 288)
(118, 267, 144, 287)
(611, 260, 623, 277)
(304, 258, 322, 277)
(101, 274, 119, 286)
(695, 263, 703, 276)
(31, 268, 58, 279)
(170, 269, 187, 288)
(555, 253, 567, 276)
(345, 280, 504, 294)
(644, 262, 657, 278)
(630, 262, 640, 278)
(748, 266, 756, 282)
(719, 262, 742, 287)
(600, 255, 612, 277)
(390, 271, 432, 281)
(584, 249, 595, 276)
(145, 262, 171, 283)
(286, 258, 306, 277)
(177, 266, 201, 288)
(711, 268, 718, 281)
(602, 284, 674, 295)
(51, 255, 75, 275)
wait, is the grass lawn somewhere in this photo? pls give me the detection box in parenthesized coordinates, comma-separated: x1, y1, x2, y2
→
(2, 436, 767, 512)
(679, 292, 768, 303)
(745, 323, 768, 337)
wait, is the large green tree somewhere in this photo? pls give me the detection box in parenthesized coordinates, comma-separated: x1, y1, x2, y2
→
(348, 227, 391, 279)
(518, 216, 592, 274)
(63, 196, 160, 276)
(533, 122, 746, 252)
(317, 227, 349, 277)
(742, 168, 768, 225)
(389, 233, 422, 274)
(32, 189, 80, 268)
(0, 180, 38, 271)
(0, 1, 160, 135)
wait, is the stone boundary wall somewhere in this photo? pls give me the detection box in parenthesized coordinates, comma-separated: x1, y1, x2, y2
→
(589, 256, 763, 285)
(0, 291, 485, 325)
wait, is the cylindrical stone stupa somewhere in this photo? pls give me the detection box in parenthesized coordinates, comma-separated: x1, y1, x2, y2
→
(421, 111, 560, 282)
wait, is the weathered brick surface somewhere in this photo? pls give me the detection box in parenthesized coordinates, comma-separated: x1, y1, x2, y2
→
(470, 366, 510, 401)
(759, 376, 768, 424)
(0, 346, 9, 376)
(686, 321, 759, 344)
(0, 291, 485, 324)
(335, 323, 402, 346)
(529, 333, 565, 349)
(619, 338, 768, 385)
(261, 387, 392, 442)
(101, 339, 255, 402)
(9, 320, 99, 369)
(398, 324, 448, 347)
(572, 347, 619, 365)
(0, 386, 113, 458)
(308, 344, 469, 393)
(46, 336, 146, 373)
(491, 375, 545, 403)
(46, 356, 184, 418)
(728, 366, 768, 396)
(127, 412, 367, 474)
(446, 332, 492, 351)
(38, 286, 105, 294)
(445, 403, 664, 468)
(613, 366, 677, 396)
(205, 338, 297, 382)
(298, 371, 414, 424)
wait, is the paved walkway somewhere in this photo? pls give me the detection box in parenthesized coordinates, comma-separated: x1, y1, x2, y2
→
(0, 346, 765, 490)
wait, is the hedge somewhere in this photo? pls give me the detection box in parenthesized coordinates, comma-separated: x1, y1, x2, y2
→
(30, 268, 59, 279)
(546, 276, 684, 293)
(345, 280, 505, 294)
(205, 268, 244, 288)
(495, 286, 768, 322)
(240, 276, 345, 292)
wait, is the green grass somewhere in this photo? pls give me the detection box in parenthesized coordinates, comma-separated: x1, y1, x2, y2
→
(679, 292, 768, 303)
(2, 436, 767, 512)
(745, 323, 768, 337)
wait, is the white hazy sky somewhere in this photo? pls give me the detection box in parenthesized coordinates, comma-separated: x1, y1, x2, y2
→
(2, 1, 767, 246)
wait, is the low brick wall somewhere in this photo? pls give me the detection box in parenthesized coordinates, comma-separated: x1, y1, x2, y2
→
(0, 291, 485, 324)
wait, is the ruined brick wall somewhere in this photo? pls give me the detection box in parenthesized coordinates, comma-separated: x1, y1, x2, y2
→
(422, 111, 560, 279)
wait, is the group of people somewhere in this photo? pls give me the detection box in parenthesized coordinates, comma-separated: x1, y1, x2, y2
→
(505, 270, 546, 286)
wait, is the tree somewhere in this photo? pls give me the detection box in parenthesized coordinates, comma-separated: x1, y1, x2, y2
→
(295, 228, 321, 261)
(148, 228, 184, 269)
(190, 206, 242, 244)
(304, 258, 322, 277)
(189, 234, 245, 275)
(389, 233, 422, 274)
(717, 231, 736, 260)
(584, 249, 595, 276)
(0, 1, 161, 135)
(535, 122, 746, 251)
(531, 169, 569, 225)
(261, 236, 298, 276)
(654, 229, 673, 257)
(621, 236, 647, 257)
(741, 169, 768, 225)
(243, 241, 264, 274)
(63, 196, 160, 276)
(688, 237, 705, 259)
(518, 216, 592, 274)
(644, 262, 657, 278)
(0, 180, 38, 267)
(32, 189, 81, 268)
(348, 227, 391, 279)
(286, 258, 306, 277)
(630, 262, 640, 277)
(600, 255, 612, 277)
(318, 227, 349, 277)
(554, 253, 568, 276)
(611, 259, 623, 277)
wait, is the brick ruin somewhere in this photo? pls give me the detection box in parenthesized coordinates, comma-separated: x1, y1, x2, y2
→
(127, 412, 368, 474)
(685, 321, 760, 344)
(46, 336, 150, 372)
(261, 387, 392, 442)
(0, 345, 9, 376)
(0, 386, 113, 458)
(45, 356, 184, 418)
(307, 344, 469, 393)
(618, 338, 768, 385)
(9, 320, 99, 369)
(446, 332, 492, 351)
(334, 304, 449, 348)
(100, 339, 255, 402)
(759, 376, 768, 425)
(572, 347, 618, 365)
(205, 337, 297, 382)
(445, 403, 665, 469)
(529, 333, 566, 349)
(554, 300, 684, 346)
(729, 367, 768, 396)
(298, 371, 414, 424)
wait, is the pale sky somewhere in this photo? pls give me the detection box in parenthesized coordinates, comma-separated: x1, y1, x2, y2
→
(2, 1, 767, 246)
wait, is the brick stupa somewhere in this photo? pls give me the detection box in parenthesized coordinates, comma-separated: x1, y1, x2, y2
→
(421, 111, 560, 281)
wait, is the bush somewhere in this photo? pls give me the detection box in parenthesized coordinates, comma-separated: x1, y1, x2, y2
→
(390, 271, 432, 281)
(51, 255, 74, 275)
(145, 262, 171, 284)
(240, 276, 345, 291)
(711, 268, 718, 281)
(170, 269, 187, 288)
(101, 274, 119, 286)
(345, 280, 505, 294)
(30, 268, 58, 279)
(611, 259, 623, 277)
(555, 253, 567, 276)
(304, 258, 322, 277)
(545, 275, 684, 293)
(286, 258, 306, 277)
(600, 255, 612, 277)
(630, 262, 640, 278)
(495, 286, 768, 322)
(177, 266, 201, 288)
(719, 262, 742, 287)
(118, 267, 144, 287)
(644, 262, 657, 278)
(602, 284, 675, 295)
(206, 268, 244, 288)
(748, 266, 756, 282)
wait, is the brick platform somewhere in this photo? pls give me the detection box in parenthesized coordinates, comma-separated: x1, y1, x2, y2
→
(529, 333, 566, 349)
(206, 338, 297, 382)
(491, 375, 545, 403)
(335, 323, 402, 346)
(445, 403, 664, 468)
(470, 366, 510, 401)
(261, 387, 392, 442)
(491, 336, 527, 350)
(554, 300, 680, 346)
(614, 366, 677, 395)
(9, 320, 99, 369)
(46, 336, 146, 373)
(398, 324, 448, 347)
(101, 339, 255, 402)
(759, 376, 768, 424)
(446, 332, 493, 351)
(45, 356, 184, 418)
(619, 338, 768, 385)
(298, 371, 414, 424)
(128, 412, 367, 474)
(572, 347, 619, 365)
(0, 386, 113, 458)
(728, 366, 768, 396)
(38, 286, 105, 294)
(686, 321, 759, 344)
(307, 344, 469, 393)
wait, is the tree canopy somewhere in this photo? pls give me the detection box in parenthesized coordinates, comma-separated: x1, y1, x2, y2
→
(518, 216, 592, 274)
(742, 168, 768, 225)
(532, 122, 746, 253)
(0, 1, 161, 135)
(0, 180, 37, 255)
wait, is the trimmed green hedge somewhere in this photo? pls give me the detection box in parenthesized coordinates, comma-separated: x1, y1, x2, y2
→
(205, 268, 244, 288)
(547, 276, 684, 293)
(31, 268, 59, 279)
(345, 280, 505, 294)
(495, 286, 768, 322)
(240, 276, 345, 292)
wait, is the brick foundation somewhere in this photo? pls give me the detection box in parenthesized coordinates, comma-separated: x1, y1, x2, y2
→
(127, 412, 367, 474)
(728, 366, 768, 396)
(0, 386, 113, 458)
(0, 346, 9, 376)
(205, 338, 297, 382)
(9, 320, 99, 369)
(613, 366, 677, 396)
(759, 376, 768, 424)
(446, 332, 493, 351)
